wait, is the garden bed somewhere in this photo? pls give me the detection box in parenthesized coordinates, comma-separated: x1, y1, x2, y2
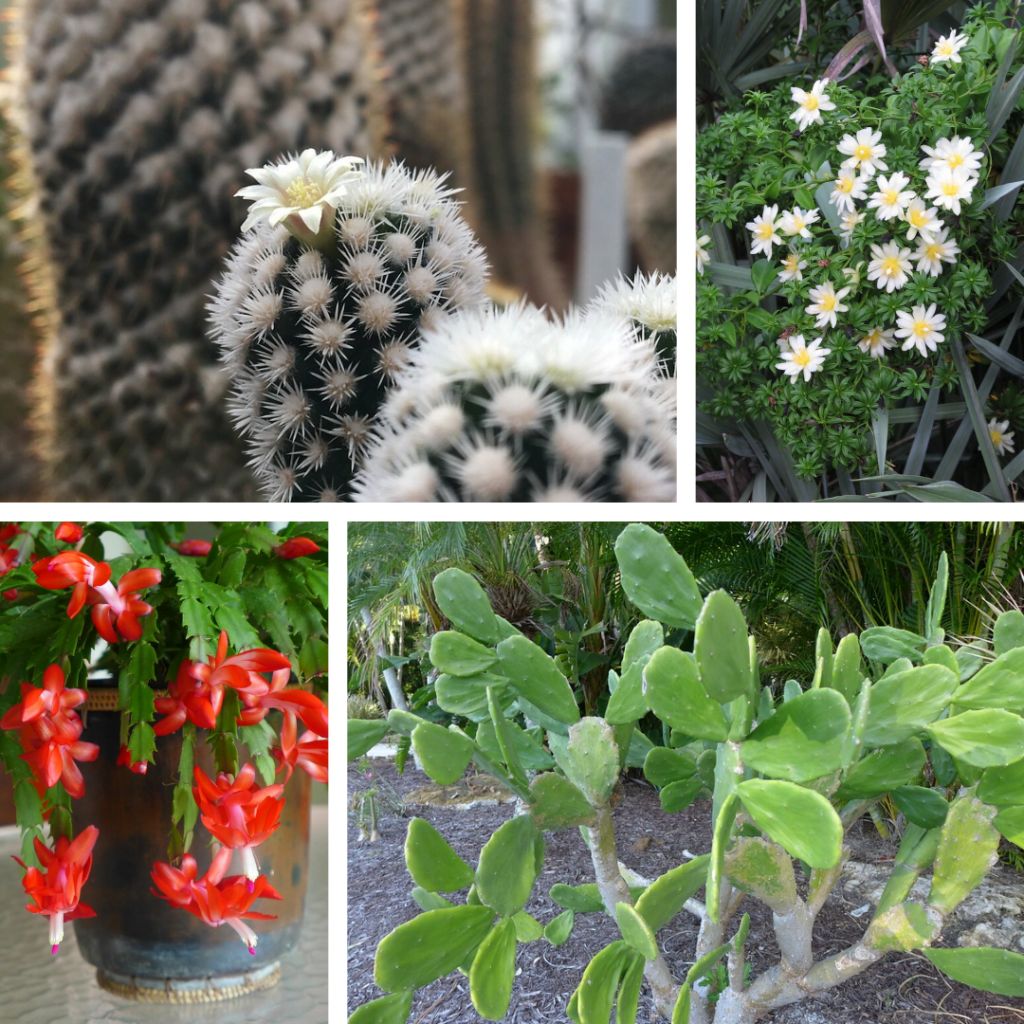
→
(348, 759, 1024, 1024)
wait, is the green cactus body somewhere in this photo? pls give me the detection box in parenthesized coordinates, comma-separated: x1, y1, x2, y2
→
(924, 947, 1024, 997)
(348, 990, 413, 1024)
(830, 632, 865, 703)
(469, 916, 517, 1020)
(977, 758, 1024, 806)
(926, 708, 1024, 767)
(922, 643, 960, 676)
(411, 887, 453, 912)
(836, 739, 926, 798)
(660, 778, 704, 814)
(574, 940, 643, 1024)
(928, 786, 1000, 915)
(404, 817, 475, 892)
(860, 626, 927, 664)
(549, 883, 606, 913)
(433, 671, 513, 720)
(724, 836, 797, 913)
(428, 630, 498, 676)
(861, 664, 958, 746)
(511, 910, 543, 942)
(604, 663, 649, 725)
(543, 907, 575, 946)
(551, 717, 620, 807)
(410, 721, 475, 784)
(642, 646, 728, 740)
(635, 854, 711, 932)
(891, 786, 949, 829)
(348, 717, 389, 760)
(736, 779, 843, 869)
(527, 773, 598, 831)
(475, 814, 540, 919)
(694, 589, 754, 704)
(951, 646, 1024, 711)
(615, 901, 659, 960)
(864, 901, 940, 953)
(476, 718, 554, 773)
(643, 746, 697, 788)
(993, 609, 1024, 655)
(496, 634, 580, 725)
(873, 824, 940, 918)
(432, 567, 502, 642)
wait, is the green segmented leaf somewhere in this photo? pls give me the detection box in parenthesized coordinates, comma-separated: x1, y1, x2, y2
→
(891, 787, 949, 830)
(660, 778, 704, 813)
(615, 902, 658, 959)
(544, 908, 575, 945)
(404, 818, 474, 892)
(929, 787, 1000, 915)
(496, 635, 580, 725)
(635, 855, 710, 932)
(953, 647, 1024, 711)
(860, 626, 926, 664)
(925, 947, 1024, 997)
(862, 665, 958, 746)
(694, 590, 753, 704)
(374, 905, 494, 992)
(386, 709, 423, 737)
(551, 717, 620, 806)
(836, 740, 926, 798)
(429, 631, 498, 677)
(348, 719, 388, 761)
(614, 523, 703, 630)
(476, 815, 540, 918)
(348, 990, 413, 1024)
(550, 883, 605, 912)
(433, 568, 502, 643)
(994, 610, 1024, 655)
(926, 709, 1024, 767)
(741, 688, 850, 783)
(815, 628, 833, 689)
(527, 773, 598, 831)
(978, 759, 1024, 806)
(736, 780, 843, 869)
(642, 646, 728, 741)
(831, 632, 864, 704)
(469, 917, 517, 1020)
(604, 662, 649, 724)
(644, 746, 697, 787)
(411, 722, 475, 785)
(512, 910, 543, 942)
(410, 887, 453, 912)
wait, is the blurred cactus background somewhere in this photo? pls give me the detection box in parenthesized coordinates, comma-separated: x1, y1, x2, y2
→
(0, 0, 675, 501)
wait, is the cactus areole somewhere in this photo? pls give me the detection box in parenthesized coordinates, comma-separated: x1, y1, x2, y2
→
(347, 531, 1024, 1023)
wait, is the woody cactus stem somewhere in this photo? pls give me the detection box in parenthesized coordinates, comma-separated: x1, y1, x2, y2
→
(207, 158, 490, 501)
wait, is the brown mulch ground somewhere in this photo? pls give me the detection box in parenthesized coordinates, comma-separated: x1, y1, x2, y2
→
(348, 759, 1024, 1024)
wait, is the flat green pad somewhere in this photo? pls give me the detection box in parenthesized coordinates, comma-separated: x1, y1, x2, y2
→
(615, 902, 658, 959)
(512, 910, 543, 942)
(929, 786, 999, 914)
(736, 779, 843, 869)
(434, 672, 513, 720)
(348, 990, 413, 1024)
(925, 947, 1024, 997)
(994, 804, 1024, 848)
(694, 589, 753, 704)
(552, 717, 620, 806)
(528, 773, 598, 831)
(433, 568, 502, 643)
(623, 620, 665, 671)
(831, 632, 864, 703)
(644, 746, 697, 787)
(891, 786, 948, 830)
(544, 908, 575, 945)
(614, 523, 703, 630)
(550, 883, 605, 913)
(724, 837, 797, 913)
(411, 887, 452, 912)
(862, 665, 958, 747)
(836, 740, 926, 798)
(741, 688, 850, 783)
(953, 647, 1024, 711)
(635, 854, 710, 932)
(429, 630, 498, 677)
(476, 814, 540, 918)
(926, 709, 1024, 767)
(411, 722, 475, 784)
(642, 646, 728, 741)
(476, 719, 555, 771)
(860, 626, 926, 664)
(660, 778, 704, 814)
(994, 609, 1024, 656)
(348, 719, 388, 761)
(470, 917, 517, 1020)
(978, 758, 1024, 806)
(404, 817, 474, 892)
(374, 905, 494, 991)
(576, 941, 641, 1024)
(496, 635, 580, 725)
(604, 663, 649, 725)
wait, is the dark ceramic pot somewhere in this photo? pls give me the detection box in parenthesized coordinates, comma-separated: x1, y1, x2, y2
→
(73, 693, 310, 1002)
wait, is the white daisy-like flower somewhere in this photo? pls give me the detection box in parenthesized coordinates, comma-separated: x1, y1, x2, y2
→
(859, 327, 896, 358)
(894, 303, 948, 357)
(829, 168, 869, 213)
(779, 253, 807, 282)
(924, 165, 977, 214)
(919, 136, 984, 177)
(902, 198, 944, 243)
(746, 205, 782, 257)
(837, 127, 888, 177)
(789, 78, 836, 131)
(697, 233, 712, 275)
(776, 334, 831, 382)
(867, 241, 914, 292)
(806, 281, 851, 328)
(839, 209, 865, 244)
(913, 226, 961, 277)
(236, 149, 364, 247)
(931, 29, 970, 64)
(989, 418, 1016, 456)
(867, 171, 916, 221)
(779, 206, 820, 239)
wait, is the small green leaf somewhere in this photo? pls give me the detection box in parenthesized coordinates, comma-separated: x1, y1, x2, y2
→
(348, 719, 388, 761)
(404, 818, 474, 892)
(544, 908, 575, 946)
(615, 902, 658, 959)
(924, 947, 1024, 997)
(926, 710, 1024, 767)
(348, 991, 413, 1024)
(737, 780, 843, 869)
(411, 723, 475, 785)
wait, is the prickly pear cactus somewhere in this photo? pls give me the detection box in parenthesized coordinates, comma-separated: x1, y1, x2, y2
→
(8, 0, 386, 499)
(349, 538, 1024, 1024)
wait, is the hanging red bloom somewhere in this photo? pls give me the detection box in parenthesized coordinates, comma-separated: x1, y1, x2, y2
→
(273, 709, 328, 785)
(152, 659, 225, 734)
(116, 745, 149, 774)
(13, 826, 99, 953)
(233, 665, 329, 738)
(273, 537, 320, 559)
(54, 522, 84, 543)
(172, 540, 212, 556)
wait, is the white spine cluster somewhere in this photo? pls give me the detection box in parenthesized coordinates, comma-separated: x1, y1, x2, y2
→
(207, 159, 490, 501)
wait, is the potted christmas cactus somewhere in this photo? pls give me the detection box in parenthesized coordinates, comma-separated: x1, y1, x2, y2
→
(0, 522, 328, 1002)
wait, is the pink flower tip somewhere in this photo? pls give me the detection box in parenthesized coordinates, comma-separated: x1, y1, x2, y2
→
(249, 945, 256, 955)
(51, 944, 58, 955)
(246, 878, 255, 894)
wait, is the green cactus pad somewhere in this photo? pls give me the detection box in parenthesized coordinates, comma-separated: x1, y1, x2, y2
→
(553, 718, 620, 806)
(614, 523, 703, 630)
(496, 636, 580, 725)
(433, 568, 502, 643)
(434, 673, 514, 720)
(429, 631, 498, 677)
(348, 990, 414, 1024)
(994, 805, 1024, 848)
(386, 710, 424, 737)
(635, 855, 711, 932)
(862, 665, 958, 747)
(952, 647, 1024, 712)
(544, 908, 576, 945)
(815, 628, 834, 689)
(874, 826, 941, 918)
(469, 917, 517, 1020)
(740, 688, 850, 783)
(838, 740, 926, 797)
(660, 779, 704, 813)
(994, 610, 1024, 656)
(865, 901, 940, 952)
(673, 943, 730, 1024)
(860, 626, 927, 664)
(956, 641, 986, 681)
(616, 951, 645, 1024)
(476, 720, 554, 773)
(724, 837, 797, 913)
(348, 719, 389, 761)
(925, 947, 1024, 997)
(404, 818, 475, 892)
(926, 709, 1024, 767)
(694, 590, 754, 704)
(604, 663, 649, 724)
(708, 792, 740, 924)
(644, 746, 697, 787)
(923, 644, 960, 677)
(527, 773, 599, 831)
(374, 905, 495, 992)
(411, 722, 475, 784)
(615, 901, 658, 959)
(929, 786, 999, 915)
(642, 646, 729, 740)
(576, 941, 636, 1024)
(623, 620, 665, 671)
(880, 658, 916, 680)
(476, 814, 541, 918)
(831, 632, 865, 704)
(892, 787, 949, 830)
(924, 552, 948, 645)
(977, 759, 1024, 806)
(512, 910, 543, 942)
(411, 887, 454, 912)
(697, 749, 718, 790)
(614, 722, 636, 770)
(549, 883, 606, 913)
(736, 780, 843, 869)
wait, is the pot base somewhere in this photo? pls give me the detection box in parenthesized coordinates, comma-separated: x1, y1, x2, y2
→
(96, 961, 281, 1002)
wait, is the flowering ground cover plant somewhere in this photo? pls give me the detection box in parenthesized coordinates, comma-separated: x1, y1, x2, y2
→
(0, 522, 328, 956)
(697, 5, 1024, 501)
(347, 524, 1024, 1023)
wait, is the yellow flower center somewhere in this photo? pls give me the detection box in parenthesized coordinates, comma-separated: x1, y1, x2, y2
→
(791, 215, 804, 231)
(784, 256, 799, 272)
(804, 95, 819, 111)
(943, 180, 961, 196)
(837, 176, 854, 194)
(868, 333, 882, 348)
(855, 144, 873, 160)
(794, 349, 812, 367)
(757, 222, 775, 239)
(937, 41, 954, 55)
(949, 153, 964, 168)
(285, 178, 324, 207)
(914, 320, 932, 337)
(910, 208, 927, 226)
(927, 245, 943, 260)
(884, 189, 899, 205)
(991, 430, 1002, 445)
(820, 293, 836, 310)
(882, 257, 902, 276)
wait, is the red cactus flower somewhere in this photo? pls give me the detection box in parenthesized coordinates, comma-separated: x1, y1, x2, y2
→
(153, 659, 225, 734)
(54, 522, 84, 543)
(13, 826, 99, 953)
(172, 540, 212, 556)
(233, 665, 329, 738)
(273, 537, 320, 559)
(116, 745, 148, 774)
(0, 664, 87, 733)
(273, 710, 328, 785)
